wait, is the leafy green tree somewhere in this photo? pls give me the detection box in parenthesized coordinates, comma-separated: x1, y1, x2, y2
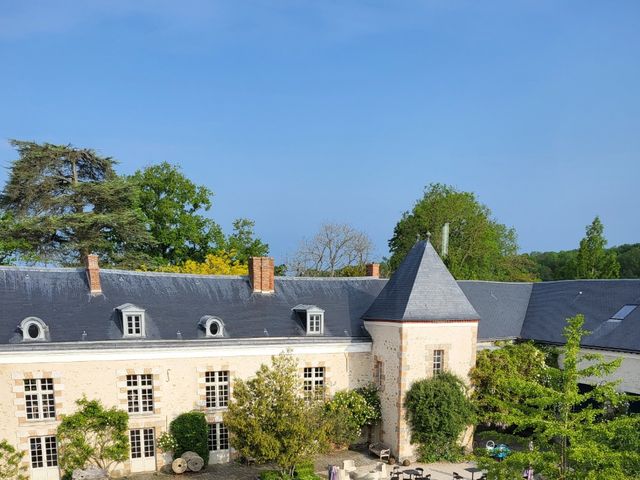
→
(574, 216, 620, 279)
(224, 353, 328, 478)
(404, 373, 475, 462)
(169, 411, 209, 465)
(0, 212, 35, 265)
(0, 440, 26, 480)
(526, 250, 578, 281)
(224, 218, 269, 264)
(324, 389, 380, 447)
(470, 342, 547, 426)
(57, 398, 129, 474)
(477, 315, 639, 479)
(129, 162, 224, 265)
(0, 140, 151, 266)
(388, 183, 532, 281)
(612, 243, 640, 278)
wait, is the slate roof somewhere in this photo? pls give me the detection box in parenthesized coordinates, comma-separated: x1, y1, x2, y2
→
(2, 256, 640, 353)
(520, 279, 640, 352)
(458, 281, 532, 340)
(362, 241, 480, 322)
(0, 267, 385, 347)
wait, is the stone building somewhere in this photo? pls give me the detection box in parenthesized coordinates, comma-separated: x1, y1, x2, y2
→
(0, 240, 639, 479)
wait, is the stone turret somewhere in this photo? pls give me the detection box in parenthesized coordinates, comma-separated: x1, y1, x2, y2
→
(363, 240, 479, 461)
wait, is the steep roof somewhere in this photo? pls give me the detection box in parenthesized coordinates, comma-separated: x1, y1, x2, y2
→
(362, 240, 480, 322)
(0, 267, 385, 347)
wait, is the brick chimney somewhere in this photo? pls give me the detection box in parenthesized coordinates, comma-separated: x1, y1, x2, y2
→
(366, 263, 380, 278)
(248, 257, 275, 293)
(85, 254, 102, 295)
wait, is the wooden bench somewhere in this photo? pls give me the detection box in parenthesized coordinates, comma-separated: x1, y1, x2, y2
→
(368, 442, 391, 461)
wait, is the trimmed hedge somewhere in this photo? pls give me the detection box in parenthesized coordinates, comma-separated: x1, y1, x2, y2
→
(169, 411, 209, 465)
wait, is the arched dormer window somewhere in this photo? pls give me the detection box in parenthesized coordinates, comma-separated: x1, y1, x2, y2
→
(116, 303, 146, 338)
(199, 316, 224, 338)
(19, 317, 49, 342)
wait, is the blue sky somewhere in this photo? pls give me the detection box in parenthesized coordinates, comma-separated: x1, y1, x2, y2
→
(1, 1, 638, 262)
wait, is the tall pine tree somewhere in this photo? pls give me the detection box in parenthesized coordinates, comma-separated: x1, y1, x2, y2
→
(0, 140, 151, 266)
(574, 216, 620, 279)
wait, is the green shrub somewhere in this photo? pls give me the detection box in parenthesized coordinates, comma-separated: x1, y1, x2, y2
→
(169, 411, 209, 465)
(404, 373, 475, 462)
(260, 471, 283, 480)
(324, 389, 379, 447)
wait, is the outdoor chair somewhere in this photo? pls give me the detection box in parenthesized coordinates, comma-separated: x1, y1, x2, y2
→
(416, 475, 431, 480)
(390, 473, 401, 480)
(415, 468, 424, 476)
(453, 473, 464, 480)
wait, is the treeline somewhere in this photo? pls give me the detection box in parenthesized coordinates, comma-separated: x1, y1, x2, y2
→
(0, 140, 269, 272)
(526, 243, 640, 281)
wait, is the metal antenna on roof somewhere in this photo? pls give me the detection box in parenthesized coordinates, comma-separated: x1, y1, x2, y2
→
(81, 331, 87, 341)
(264, 328, 269, 336)
(176, 331, 182, 340)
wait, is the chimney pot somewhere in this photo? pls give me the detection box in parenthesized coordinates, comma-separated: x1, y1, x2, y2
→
(366, 263, 380, 278)
(248, 257, 275, 293)
(85, 254, 102, 295)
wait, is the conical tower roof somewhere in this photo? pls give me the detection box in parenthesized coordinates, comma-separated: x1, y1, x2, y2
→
(363, 240, 480, 322)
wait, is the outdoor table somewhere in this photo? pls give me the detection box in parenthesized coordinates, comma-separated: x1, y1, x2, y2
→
(402, 469, 421, 479)
(465, 467, 484, 480)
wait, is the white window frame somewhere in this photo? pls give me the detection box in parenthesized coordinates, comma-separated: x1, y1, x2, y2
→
(208, 423, 229, 451)
(117, 304, 146, 338)
(130, 428, 155, 459)
(433, 349, 445, 375)
(29, 436, 58, 468)
(305, 307, 325, 335)
(19, 317, 48, 342)
(24, 378, 56, 421)
(303, 367, 325, 400)
(126, 374, 154, 414)
(205, 371, 229, 408)
(200, 316, 224, 338)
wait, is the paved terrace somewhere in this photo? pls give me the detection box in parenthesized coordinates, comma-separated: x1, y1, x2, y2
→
(129, 450, 483, 480)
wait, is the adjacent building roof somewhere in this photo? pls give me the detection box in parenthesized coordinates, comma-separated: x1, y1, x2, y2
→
(458, 281, 532, 340)
(362, 240, 480, 322)
(520, 280, 640, 352)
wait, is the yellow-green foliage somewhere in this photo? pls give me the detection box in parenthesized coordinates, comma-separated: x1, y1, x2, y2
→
(151, 251, 248, 275)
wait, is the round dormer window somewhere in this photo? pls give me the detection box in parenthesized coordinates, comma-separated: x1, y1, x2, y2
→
(19, 317, 48, 342)
(27, 323, 41, 339)
(199, 315, 224, 338)
(209, 322, 220, 336)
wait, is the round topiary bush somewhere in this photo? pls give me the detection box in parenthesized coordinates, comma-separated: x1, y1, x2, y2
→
(404, 373, 475, 462)
(169, 411, 209, 466)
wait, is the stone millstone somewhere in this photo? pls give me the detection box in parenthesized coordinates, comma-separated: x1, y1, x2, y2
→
(186, 456, 204, 472)
(172, 458, 188, 474)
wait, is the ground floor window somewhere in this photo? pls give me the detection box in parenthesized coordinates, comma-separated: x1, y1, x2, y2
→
(30, 436, 58, 468)
(208, 423, 229, 451)
(130, 428, 155, 459)
(303, 366, 325, 400)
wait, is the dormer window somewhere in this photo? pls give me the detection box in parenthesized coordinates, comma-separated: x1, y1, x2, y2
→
(117, 304, 146, 338)
(293, 305, 325, 335)
(199, 316, 224, 338)
(19, 317, 49, 342)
